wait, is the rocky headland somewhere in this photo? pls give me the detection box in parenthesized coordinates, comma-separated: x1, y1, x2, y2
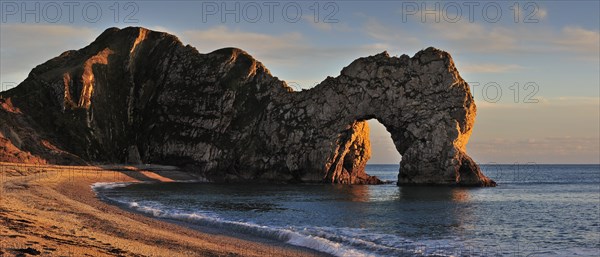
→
(0, 27, 495, 186)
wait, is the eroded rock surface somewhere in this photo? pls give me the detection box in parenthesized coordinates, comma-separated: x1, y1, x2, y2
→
(0, 27, 495, 186)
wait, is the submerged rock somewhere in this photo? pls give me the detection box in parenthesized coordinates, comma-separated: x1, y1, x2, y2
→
(0, 27, 495, 186)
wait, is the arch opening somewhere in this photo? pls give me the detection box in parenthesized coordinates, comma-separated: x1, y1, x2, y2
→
(366, 119, 401, 165)
(363, 119, 402, 183)
(329, 118, 403, 184)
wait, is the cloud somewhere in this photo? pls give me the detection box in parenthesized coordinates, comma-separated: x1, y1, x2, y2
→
(309, 20, 334, 31)
(361, 10, 599, 60)
(182, 25, 304, 54)
(427, 21, 519, 53)
(555, 26, 600, 55)
(362, 19, 420, 48)
(0, 24, 98, 84)
(537, 8, 548, 20)
(468, 136, 600, 164)
(148, 26, 178, 35)
(180, 25, 388, 67)
(475, 96, 600, 109)
(460, 64, 525, 74)
(302, 15, 352, 32)
(547, 96, 600, 106)
(179, 25, 392, 90)
(0, 23, 390, 92)
(470, 97, 599, 164)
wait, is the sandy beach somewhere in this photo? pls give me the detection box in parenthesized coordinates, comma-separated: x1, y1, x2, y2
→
(0, 163, 329, 257)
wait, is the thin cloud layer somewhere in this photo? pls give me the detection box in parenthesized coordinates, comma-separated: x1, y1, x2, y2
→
(469, 136, 599, 164)
(460, 64, 525, 74)
(181, 25, 386, 66)
(0, 24, 97, 84)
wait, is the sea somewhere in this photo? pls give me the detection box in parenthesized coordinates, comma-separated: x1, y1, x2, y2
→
(92, 164, 600, 257)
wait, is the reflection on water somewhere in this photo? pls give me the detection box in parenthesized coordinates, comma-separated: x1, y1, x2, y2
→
(331, 184, 370, 202)
(96, 164, 600, 257)
(371, 186, 476, 240)
(450, 189, 470, 202)
(396, 187, 471, 202)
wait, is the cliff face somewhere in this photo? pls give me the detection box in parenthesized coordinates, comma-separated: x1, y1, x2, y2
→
(0, 27, 495, 186)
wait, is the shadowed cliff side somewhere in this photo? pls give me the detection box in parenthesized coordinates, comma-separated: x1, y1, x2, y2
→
(0, 27, 495, 186)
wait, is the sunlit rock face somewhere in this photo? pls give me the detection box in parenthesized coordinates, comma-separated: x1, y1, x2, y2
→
(0, 27, 495, 186)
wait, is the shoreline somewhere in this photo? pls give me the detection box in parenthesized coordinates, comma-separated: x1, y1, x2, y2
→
(0, 163, 330, 257)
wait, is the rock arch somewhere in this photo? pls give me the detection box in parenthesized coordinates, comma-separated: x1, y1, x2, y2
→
(266, 50, 495, 186)
(0, 27, 495, 187)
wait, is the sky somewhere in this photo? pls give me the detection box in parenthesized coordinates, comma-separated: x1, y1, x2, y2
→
(0, 1, 598, 164)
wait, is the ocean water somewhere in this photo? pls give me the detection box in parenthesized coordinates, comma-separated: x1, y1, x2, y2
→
(93, 164, 600, 257)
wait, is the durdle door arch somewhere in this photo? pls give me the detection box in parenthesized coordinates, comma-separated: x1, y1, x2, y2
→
(0, 27, 494, 186)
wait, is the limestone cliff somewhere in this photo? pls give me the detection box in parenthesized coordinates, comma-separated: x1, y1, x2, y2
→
(0, 27, 495, 186)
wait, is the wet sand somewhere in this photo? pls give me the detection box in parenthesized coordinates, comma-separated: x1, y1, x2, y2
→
(0, 163, 329, 257)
